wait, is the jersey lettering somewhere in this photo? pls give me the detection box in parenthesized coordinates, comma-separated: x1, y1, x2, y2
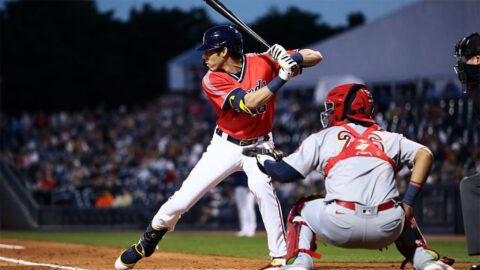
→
(355, 140, 370, 152)
(246, 79, 268, 115)
(247, 79, 267, 93)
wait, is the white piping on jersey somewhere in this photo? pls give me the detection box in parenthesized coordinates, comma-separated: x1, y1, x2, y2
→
(203, 71, 228, 99)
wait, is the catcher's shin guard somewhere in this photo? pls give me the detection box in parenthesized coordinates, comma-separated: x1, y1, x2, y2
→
(116, 223, 168, 269)
(285, 194, 323, 267)
(285, 220, 321, 266)
(395, 217, 454, 269)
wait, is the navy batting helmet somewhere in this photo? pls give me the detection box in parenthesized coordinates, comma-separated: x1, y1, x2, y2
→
(197, 25, 243, 54)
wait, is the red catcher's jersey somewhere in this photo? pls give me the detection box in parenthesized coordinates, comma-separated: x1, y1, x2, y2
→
(202, 51, 297, 139)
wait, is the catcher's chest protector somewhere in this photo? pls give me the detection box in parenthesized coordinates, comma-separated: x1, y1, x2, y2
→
(324, 123, 396, 176)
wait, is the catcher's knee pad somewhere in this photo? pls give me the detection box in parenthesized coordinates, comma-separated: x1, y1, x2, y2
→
(139, 223, 168, 257)
(287, 194, 323, 223)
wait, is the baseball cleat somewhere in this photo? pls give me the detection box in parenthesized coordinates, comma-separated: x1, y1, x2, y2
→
(278, 253, 313, 270)
(114, 244, 144, 270)
(115, 256, 134, 270)
(114, 224, 167, 270)
(236, 230, 247, 237)
(244, 231, 255, 237)
(278, 266, 310, 270)
(423, 260, 455, 270)
(261, 257, 286, 269)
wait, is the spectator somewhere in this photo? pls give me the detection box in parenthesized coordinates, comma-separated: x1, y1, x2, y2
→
(113, 189, 133, 208)
(95, 190, 114, 208)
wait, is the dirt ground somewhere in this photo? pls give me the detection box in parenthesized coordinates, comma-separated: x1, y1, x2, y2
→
(0, 238, 474, 270)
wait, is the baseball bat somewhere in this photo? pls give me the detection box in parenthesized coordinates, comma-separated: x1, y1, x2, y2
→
(203, 0, 270, 49)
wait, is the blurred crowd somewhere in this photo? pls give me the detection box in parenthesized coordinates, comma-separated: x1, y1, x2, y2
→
(1, 79, 478, 225)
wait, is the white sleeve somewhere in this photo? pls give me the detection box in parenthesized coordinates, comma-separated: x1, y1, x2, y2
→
(398, 135, 425, 167)
(283, 134, 321, 177)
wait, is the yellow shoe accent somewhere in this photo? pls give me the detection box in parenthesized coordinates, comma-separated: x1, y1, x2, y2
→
(270, 258, 286, 266)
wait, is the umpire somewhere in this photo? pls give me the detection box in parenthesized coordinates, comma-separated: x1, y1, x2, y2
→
(453, 33, 480, 267)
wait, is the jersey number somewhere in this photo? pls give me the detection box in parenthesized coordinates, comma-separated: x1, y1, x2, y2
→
(338, 131, 385, 151)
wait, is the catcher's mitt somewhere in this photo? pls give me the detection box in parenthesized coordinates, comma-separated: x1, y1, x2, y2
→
(242, 147, 285, 161)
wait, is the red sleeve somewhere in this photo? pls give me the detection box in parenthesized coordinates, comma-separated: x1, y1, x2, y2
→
(202, 71, 238, 109)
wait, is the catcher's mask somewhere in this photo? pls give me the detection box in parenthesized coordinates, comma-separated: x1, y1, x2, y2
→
(454, 33, 480, 86)
(320, 83, 375, 128)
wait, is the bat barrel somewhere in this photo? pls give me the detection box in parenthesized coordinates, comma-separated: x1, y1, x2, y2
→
(204, 0, 270, 50)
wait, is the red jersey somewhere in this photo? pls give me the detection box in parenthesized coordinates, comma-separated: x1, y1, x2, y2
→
(202, 51, 297, 139)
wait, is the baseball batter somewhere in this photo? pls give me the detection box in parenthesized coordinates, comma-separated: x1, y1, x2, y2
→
(115, 25, 322, 270)
(254, 84, 455, 270)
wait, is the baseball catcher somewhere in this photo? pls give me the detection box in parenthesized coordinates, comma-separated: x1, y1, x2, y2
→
(251, 83, 455, 270)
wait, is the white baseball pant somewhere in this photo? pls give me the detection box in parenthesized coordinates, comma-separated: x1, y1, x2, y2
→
(152, 129, 287, 257)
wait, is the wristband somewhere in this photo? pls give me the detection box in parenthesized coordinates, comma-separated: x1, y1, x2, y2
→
(290, 52, 304, 64)
(267, 76, 286, 94)
(402, 180, 423, 206)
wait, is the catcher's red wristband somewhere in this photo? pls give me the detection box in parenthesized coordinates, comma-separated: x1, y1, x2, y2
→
(402, 180, 423, 206)
(409, 181, 423, 188)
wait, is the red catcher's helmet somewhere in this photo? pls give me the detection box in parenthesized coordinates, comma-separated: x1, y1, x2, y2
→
(320, 83, 375, 128)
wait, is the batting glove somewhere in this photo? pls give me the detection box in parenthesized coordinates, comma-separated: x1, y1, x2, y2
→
(278, 66, 293, 81)
(269, 44, 298, 73)
(268, 44, 287, 62)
